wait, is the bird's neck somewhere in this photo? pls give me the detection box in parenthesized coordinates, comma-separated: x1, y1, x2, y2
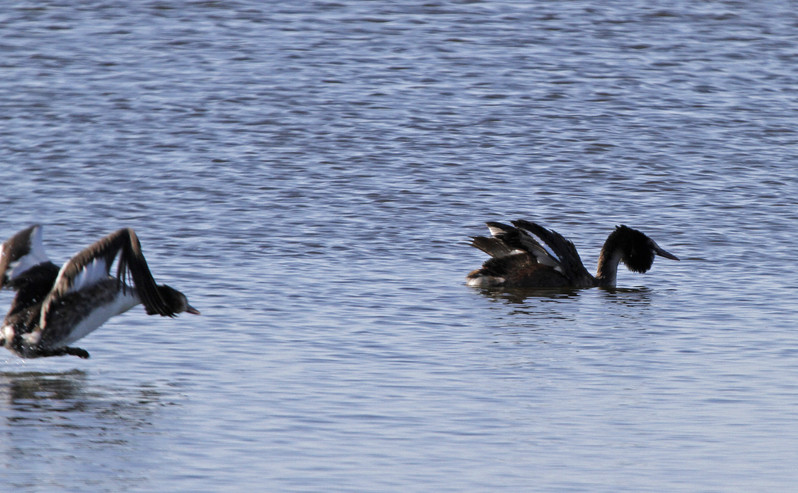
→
(595, 248, 623, 287)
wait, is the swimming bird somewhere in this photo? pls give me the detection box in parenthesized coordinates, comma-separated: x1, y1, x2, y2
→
(466, 220, 678, 289)
(0, 225, 199, 359)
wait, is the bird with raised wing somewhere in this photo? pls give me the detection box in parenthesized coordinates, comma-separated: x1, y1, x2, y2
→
(0, 226, 199, 359)
(466, 220, 679, 289)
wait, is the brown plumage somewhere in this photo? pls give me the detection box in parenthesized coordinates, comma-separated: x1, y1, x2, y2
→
(466, 220, 679, 289)
(0, 226, 199, 359)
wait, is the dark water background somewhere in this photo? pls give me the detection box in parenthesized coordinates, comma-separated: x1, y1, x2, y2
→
(2, 1, 798, 491)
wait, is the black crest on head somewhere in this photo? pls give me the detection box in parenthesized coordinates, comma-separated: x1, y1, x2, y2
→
(608, 225, 656, 273)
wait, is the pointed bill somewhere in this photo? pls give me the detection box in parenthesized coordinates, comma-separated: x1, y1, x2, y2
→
(652, 241, 679, 260)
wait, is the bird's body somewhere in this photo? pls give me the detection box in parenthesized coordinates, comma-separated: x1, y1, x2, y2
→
(0, 226, 198, 359)
(466, 220, 678, 289)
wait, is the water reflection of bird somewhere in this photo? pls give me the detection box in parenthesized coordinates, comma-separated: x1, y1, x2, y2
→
(467, 220, 678, 289)
(0, 225, 199, 359)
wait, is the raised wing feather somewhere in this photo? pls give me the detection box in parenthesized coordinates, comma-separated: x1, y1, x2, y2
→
(511, 220, 593, 285)
(39, 228, 174, 330)
(469, 236, 517, 258)
(0, 225, 51, 289)
(475, 221, 562, 270)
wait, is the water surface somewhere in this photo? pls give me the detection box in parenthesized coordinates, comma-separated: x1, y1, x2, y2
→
(2, 1, 798, 491)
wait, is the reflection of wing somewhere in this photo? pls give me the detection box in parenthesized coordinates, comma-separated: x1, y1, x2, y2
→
(39, 228, 174, 331)
(0, 225, 52, 289)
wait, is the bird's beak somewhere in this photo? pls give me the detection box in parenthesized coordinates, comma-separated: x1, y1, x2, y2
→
(652, 241, 679, 261)
(186, 304, 201, 315)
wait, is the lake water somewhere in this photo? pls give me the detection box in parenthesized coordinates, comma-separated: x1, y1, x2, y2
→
(2, 1, 798, 491)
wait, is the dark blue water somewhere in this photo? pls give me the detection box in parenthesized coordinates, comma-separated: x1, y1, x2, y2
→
(2, 1, 798, 491)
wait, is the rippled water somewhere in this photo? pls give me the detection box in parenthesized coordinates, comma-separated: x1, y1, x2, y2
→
(2, 1, 798, 491)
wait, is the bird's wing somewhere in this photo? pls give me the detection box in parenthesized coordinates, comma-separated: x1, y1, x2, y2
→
(469, 236, 517, 258)
(511, 220, 593, 284)
(39, 228, 173, 330)
(471, 221, 562, 271)
(0, 225, 51, 289)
